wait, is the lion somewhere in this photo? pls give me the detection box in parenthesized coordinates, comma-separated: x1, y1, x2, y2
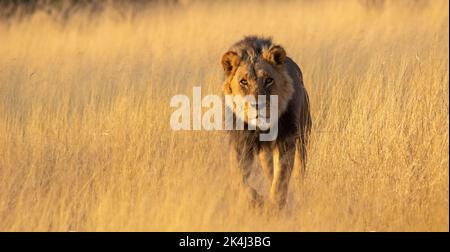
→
(221, 36, 312, 208)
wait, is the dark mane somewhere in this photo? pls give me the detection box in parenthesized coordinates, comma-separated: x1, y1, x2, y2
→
(229, 36, 273, 62)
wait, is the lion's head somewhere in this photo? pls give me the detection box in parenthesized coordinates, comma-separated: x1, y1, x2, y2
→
(221, 36, 295, 129)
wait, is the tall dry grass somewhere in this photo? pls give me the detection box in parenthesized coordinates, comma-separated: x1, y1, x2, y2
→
(0, 0, 448, 231)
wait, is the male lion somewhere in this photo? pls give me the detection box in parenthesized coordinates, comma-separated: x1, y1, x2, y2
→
(221, 36, 311, 208)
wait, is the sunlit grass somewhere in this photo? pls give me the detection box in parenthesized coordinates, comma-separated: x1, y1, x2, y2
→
(0, 0, 448, 231)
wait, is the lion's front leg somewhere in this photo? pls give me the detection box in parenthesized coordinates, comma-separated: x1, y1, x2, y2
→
(270, 141, 295, 208)
(231, 145, 263, 207)
(258, 144, 274, 183)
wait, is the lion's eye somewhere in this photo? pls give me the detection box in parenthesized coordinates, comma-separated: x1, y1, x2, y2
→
(240, 79, 248, 86)
(265, 77, 274, 86)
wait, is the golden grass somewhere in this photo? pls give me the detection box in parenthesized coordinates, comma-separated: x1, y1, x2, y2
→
(0, 0, 448, 231)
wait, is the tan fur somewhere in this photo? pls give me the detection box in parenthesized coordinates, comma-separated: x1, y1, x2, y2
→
(221, 36, 312, 208)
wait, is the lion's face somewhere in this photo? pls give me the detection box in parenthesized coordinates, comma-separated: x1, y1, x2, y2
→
(221, 46, 294, 128)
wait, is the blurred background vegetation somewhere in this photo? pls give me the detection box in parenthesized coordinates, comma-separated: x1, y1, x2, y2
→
(0, 0, 431, 20)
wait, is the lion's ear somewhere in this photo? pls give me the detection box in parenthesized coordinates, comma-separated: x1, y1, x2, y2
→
(264, 45, 286, 65)
(221, 51, 240, 76)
